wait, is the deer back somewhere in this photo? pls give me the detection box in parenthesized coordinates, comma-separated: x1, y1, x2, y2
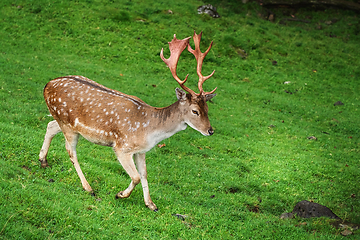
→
(44, 76, 153, 147)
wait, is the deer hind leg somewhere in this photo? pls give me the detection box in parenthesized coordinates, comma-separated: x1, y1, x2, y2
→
(62, 126, 93, 192)
(113, 148, 141, 200)
(134, 153, 157, 211)
(39, 120, 62, 168)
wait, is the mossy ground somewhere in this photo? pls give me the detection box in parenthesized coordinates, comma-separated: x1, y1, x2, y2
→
(0, 0, 359, 239)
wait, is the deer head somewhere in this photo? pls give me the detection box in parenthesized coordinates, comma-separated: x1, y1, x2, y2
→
(160, 31, 217, 136)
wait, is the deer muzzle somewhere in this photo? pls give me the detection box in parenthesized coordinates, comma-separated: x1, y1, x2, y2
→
(208, 127, 214, 136)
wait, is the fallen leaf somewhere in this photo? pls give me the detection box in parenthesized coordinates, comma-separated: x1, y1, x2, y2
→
(280, 212, 294, 219)
(325, 20, 332, 25)
(158, 143, 166, 148)
(295, 222, 307, 227)
(341, 229, 352, 236)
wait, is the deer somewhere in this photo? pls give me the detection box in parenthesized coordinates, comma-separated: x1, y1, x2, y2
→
(39, 31, 217, 211)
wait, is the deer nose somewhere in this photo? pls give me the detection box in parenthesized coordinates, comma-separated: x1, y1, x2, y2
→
(208, 127, 214, 136)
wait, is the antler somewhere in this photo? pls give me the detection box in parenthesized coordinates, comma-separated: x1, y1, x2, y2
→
(187, 31, 217, 95)
(160, 32, 217, 96)
(160, 35, 196, 95)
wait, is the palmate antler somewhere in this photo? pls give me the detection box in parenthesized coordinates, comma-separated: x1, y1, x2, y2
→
(160, 31, 216, 96)
(187, 31, 217, 95)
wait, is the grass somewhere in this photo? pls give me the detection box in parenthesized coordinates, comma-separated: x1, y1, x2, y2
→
(0, 0, 359, 239)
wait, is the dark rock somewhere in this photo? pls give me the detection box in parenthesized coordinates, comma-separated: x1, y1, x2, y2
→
(307, 136, 317, 140)
(292, 200, 341, 219)
(197, 4, 220, 18)
(334, 101, 344, 106)
(172, 214, 187, 221)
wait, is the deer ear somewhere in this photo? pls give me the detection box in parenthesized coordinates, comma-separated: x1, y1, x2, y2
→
(175, 88, 187, 101)
(205, 93, 216, 102)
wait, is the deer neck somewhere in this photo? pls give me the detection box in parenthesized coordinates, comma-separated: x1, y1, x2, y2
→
(143, 101, 187, 150)
(153, 100, 187, 133)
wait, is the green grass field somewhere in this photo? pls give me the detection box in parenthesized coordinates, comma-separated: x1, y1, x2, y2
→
(1, 0, 359, 239)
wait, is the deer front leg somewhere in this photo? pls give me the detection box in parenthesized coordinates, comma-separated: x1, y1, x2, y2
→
(39, 120, 62, 168)
(62, 127, 92, 192)
(113, 149, 140, 199)
(134, 153, 157, 211)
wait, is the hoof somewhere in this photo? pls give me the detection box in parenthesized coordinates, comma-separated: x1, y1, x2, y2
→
(146, 202, 158, 211)
(83, 187, 93, 192)
(39, 160, 49, 168)
(115, 191, 126, 199)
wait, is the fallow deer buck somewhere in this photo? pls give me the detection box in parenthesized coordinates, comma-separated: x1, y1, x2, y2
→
(39, 31, 217, 211)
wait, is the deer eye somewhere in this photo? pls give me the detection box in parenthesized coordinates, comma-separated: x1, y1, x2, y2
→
(192, 110, 199, 116)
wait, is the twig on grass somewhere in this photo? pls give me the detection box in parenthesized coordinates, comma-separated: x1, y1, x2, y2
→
(281, 18, 311, 23)
(0, 211, 22, 235)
